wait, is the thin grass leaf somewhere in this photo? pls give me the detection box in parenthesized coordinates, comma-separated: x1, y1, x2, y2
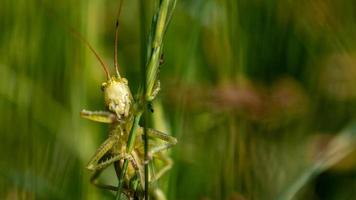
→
(277, 121, 356, 200)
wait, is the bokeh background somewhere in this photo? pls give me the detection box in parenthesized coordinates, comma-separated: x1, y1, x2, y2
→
(1, 0, 356, 199)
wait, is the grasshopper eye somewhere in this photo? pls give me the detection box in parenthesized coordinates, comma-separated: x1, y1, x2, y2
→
(121, 78, 128, 84)
(101, 82, 107, 91)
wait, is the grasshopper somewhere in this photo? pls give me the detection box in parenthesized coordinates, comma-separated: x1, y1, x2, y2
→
(77, 1, 177, 198)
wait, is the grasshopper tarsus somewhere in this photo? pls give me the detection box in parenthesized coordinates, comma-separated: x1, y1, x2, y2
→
(159, 53, 164, 66)
(148, 103, 154, 113)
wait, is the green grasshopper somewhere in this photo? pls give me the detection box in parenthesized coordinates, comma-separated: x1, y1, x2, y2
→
(77, 1, 177, 198)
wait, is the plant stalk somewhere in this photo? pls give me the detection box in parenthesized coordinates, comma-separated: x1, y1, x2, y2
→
(115, 0, 175, 199)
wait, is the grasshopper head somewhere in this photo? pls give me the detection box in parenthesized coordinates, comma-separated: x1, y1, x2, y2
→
(101, 77, 133, 119)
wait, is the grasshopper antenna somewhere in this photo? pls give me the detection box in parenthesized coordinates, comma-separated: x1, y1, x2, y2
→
(114, 0, 124, 78)
(44, 5, 112, 80)
(68, 27, 111, 80)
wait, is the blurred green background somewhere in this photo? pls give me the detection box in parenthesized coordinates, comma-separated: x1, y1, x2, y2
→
(1, 0, 356, 199)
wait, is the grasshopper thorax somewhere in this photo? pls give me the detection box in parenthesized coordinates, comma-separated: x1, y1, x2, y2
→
(101, 77, 133, 119)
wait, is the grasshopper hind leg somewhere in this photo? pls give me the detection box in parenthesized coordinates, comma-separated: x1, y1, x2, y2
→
(150, 152, 173, 182)
(86, 136, 118, 171)
(89, 158, 142, 199)
(90, 169, 117, 191)
(88, 152, 133, 192)
(86, 136, 137, 197)
(90, 170, 133, 199)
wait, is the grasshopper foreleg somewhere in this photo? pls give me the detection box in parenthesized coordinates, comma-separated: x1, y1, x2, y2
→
(81, 109, 117, 123)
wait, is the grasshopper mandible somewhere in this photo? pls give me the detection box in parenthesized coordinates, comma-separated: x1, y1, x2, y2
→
(77, 0, 177, 198)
